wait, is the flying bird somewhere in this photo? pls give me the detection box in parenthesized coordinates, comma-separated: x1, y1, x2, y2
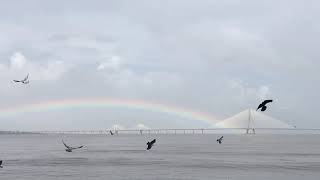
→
(109, 130, 114, 135)
(146, 139, 156, 150)
(13, 74, 29, 84)
(216, 136, 223, 144)
(256, 99, 273, 111)
(62, 140, 84, 152)
(0, 160, 3, 168)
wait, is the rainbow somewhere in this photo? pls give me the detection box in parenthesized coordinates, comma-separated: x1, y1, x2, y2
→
(0, 98, 220, 126)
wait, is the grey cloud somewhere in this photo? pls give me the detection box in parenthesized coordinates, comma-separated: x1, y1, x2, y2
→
(0, 0, 319, 130)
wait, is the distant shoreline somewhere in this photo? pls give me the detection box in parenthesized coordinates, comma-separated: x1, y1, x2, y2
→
(1, 128, 320, 135)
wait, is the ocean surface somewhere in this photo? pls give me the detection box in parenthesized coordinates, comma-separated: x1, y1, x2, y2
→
(0, 134, 319, 180)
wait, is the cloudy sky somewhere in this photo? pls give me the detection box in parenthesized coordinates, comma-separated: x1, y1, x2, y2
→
(0, 0, 319, 130)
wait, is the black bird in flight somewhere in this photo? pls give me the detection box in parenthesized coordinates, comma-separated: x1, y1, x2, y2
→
(216, 136, 223, 144)
(62, 140, 84, 152)
(0, 160, 3, 168)
(13, 74, 29, 84)
(256, 100, 273, 111)
(147, 139, 156, 150)
(109, 130, 114, 135)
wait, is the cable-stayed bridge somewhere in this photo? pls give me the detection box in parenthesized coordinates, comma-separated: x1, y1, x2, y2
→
(3, 128, 320, 135)
(216, 109, 295, 134)
(1, 109, 317, 134)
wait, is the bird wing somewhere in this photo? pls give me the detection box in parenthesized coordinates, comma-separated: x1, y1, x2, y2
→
(73, 145, 83, 150)
(62, 140, 71, 149)
(262, 99, 273, 105)
(150, 139, 156, 145)
(256, 103, 263, 111)
(13, 80, 20, 82)
(0, 160, 2, 165)
(22, 74, 29, 82)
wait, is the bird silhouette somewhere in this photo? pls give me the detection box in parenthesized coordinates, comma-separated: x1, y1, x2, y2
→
(109, 130, 114, 135)
(216, 136, 223, 144)
(256, 100, 273, 111)
(147, 139, 156, 150)
(13, 74, 29, 84)
(0, 160, 3, 168)
(62, 140, 84, 152)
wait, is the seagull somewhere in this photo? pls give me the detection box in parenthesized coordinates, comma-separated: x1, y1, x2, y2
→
(62, 140, 84, 152)
(13, 74, 29, 84)
(216, 136, 223, 144)
(146, 139, 156, 150)
(109, 130, 114, 135)
(256, 99, 273, 111)
(0, 160, 3, 168)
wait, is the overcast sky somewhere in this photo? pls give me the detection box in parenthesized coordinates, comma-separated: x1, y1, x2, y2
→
(0, 0, 319, 130)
